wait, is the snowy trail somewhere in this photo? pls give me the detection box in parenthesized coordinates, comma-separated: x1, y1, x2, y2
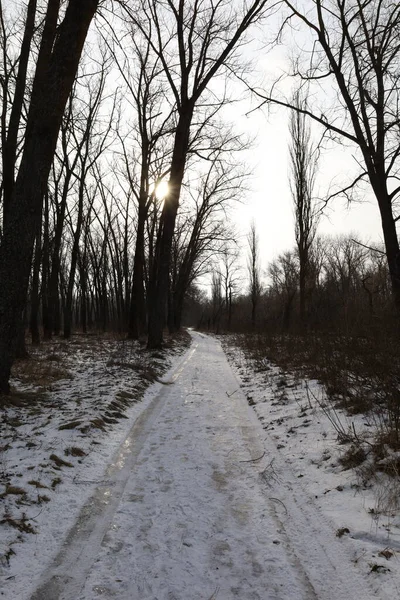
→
(30, 332, 380, 600)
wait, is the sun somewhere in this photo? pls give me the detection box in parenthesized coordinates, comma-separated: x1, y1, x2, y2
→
(155, 180, 169, 200)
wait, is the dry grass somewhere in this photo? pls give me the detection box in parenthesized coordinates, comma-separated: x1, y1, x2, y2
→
(227, 330, 400, 483)
(0, 513, 35, 534)
(64, 447, 86, 457)
(12, 357, 72, 388)
(58, 420, 82, 431)
(27, 480, 48, 489)
(51, 477, 62, 489)
(338, 445, 368, 470)
(0, 485, 27, 498)
(336, 527, 350, 538)
(49, 454, 73, 468)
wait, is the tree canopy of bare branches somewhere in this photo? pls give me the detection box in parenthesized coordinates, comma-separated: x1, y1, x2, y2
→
(119, 0, 269, 348)
(256, 0, 400, 312)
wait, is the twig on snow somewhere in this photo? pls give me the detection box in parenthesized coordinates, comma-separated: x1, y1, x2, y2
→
(239, 451, 265, 463)
(260, 458, 279, 484)
(269, 497, 288, 515)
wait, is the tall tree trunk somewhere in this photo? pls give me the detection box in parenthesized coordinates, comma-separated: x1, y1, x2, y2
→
(64, 181, 85, 339)
(251, 300, 256, 330)
(30, 226, 42, 345)
(0, 0, 98, 393)
(299, 256, 307, 326)
(15, 310, 28, 359)
(172, 289, 184, 333)
(128, 205, 147, 339)
(147, 110, 193, 348)
(79, 248, 88, 334)
(123, 210, 130, 331)
(2, 0, 37, 227)
(377, 189, 400, 312)
(48, 170, 72, 337)
(282, 291, 296, 331)
(41, 190, 51, 339)
(228, 285, 233, 330)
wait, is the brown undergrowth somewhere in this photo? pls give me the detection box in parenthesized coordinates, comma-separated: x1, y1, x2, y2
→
(225, 330, 400, 495)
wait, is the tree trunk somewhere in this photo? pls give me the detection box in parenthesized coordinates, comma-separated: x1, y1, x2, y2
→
(64, 181, 85, 339)
(128, 205, 147, 339)
(251, 290, 257, 329)
(172, 289, 184, 333)
(147, 109, 193, 349)
(299, 253, 307, 327)
(15, 312, 28, 359)
(41, 190, 51, 339)
(48, 171, 72, 337)
(378, 192, 400, 312)
(30, 227, 42, 345)
(0, 0, 98, 393)
(228, 286, 233, 330)
(2, 0, 37, 227)
(79, 249, 88, 334)
(282, 291, 296, 331)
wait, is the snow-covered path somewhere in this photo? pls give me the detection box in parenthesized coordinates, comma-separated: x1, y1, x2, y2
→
(30, 332, 381, 600)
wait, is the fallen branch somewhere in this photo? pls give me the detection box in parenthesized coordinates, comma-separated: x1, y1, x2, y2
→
(208, 587, 220, 600)
(269, 497, 288, 515)
(239, 451, 266, 463)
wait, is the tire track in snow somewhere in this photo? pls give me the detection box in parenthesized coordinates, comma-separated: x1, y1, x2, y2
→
(228, 341, 385, 600)
(29, 345, 198, 600)
(260, 460, 381, 600)
(30, 332, 382, 600)
(76, 332, 320, 599)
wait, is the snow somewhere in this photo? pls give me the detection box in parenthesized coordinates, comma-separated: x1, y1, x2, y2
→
(1, 330, 399, 599)
(0, 334, 189, 599)
(222, 335, 400, 599)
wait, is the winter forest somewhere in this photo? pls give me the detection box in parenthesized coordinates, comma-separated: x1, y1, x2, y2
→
(0, 0, 398, 384)
(2, 1, 400, 598)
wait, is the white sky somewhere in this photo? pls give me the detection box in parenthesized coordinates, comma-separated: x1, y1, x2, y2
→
(224, 23, 385, 271)
(231, 105, 383, 269)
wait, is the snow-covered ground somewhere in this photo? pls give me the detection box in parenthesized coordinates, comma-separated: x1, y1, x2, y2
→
(221, 334, 400, 600)
(0, 333, 189, 599)
(1, 331, 399, 599)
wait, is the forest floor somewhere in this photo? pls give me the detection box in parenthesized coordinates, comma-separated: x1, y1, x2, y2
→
(0, 330, 399, 599)
(0, 330, 190, 599)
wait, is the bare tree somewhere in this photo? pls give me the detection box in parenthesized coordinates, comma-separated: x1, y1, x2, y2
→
(247, 221, 262, 329)
(107, 28, 174, 339)
(289, 89, 318, 326)
(0, 0, 98, 393)
(259, 0, 400, 313)
(210, 269, 224, 333)
(268, 250, 298, 331)
(0, 0, 37, 227)
(169, 137, 247, 332)
(120, 0, 269, 348)
(219, 241, 242, 330)
(63, 68, 114, 339)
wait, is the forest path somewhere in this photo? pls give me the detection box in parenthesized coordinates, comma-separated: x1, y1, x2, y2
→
(31, 332, 379, 600)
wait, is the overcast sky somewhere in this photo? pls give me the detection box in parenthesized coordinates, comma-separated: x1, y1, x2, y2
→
(232, 104, 383, 268)
(225, 16, 384, 272)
